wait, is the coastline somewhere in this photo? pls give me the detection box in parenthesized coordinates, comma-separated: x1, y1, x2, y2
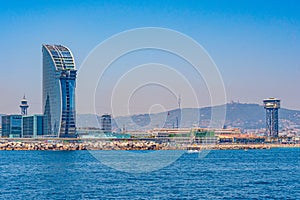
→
(0, 139, 299, 151)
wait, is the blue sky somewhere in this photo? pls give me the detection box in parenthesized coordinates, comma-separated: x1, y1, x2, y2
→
(0, 0, 299, 115)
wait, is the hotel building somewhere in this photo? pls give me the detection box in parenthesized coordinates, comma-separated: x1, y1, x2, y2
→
(42, 44, 77, 138)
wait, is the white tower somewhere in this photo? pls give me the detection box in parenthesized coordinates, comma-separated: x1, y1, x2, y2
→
(20, 95, 29, 116)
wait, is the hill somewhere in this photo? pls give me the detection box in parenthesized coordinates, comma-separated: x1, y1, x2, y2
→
(77, 103, 300, 131)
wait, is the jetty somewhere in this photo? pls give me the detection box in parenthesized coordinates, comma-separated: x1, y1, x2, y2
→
(0, 138, 299, 151)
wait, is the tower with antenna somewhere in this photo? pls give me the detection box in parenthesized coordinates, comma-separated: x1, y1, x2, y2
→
(178, 94, 181, 110)
(20, 95, 29, 116)
(176, 94, 182, 129)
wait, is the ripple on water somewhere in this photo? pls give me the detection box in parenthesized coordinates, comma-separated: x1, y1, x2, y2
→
(0, 148, 299, 199)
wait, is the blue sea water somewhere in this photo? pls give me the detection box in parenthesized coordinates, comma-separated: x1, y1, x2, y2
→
(0, 148, 299, 199)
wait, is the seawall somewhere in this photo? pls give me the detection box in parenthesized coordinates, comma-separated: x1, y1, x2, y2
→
(0, 139, 299, 150)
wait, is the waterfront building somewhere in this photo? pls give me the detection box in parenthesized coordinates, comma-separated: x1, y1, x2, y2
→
(77, 127, 130, 139)
(218, 134, 265, 144)
(214, 128, 241, 135)
(42, 44, 77, 138)
(263, 98, 280, 137)
(22, 115, 44, 138)
(1, 115, 22, 138)
(19, 95, 29, 116)
(100, 114, 112, 133)
(129, 131, 153, 138)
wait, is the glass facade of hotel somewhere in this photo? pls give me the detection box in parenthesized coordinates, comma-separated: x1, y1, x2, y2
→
(42, 44, 77, 138)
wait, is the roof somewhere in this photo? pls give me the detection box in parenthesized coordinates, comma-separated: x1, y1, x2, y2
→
(43, 44, 76, 70)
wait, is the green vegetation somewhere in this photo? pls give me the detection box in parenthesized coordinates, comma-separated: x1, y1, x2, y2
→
(193, 130, 215, 138)
(168, 134, 190, 137)
(167, 130, 215, 138)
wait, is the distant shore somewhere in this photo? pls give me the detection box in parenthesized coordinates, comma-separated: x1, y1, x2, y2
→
(0, 139, 299, 151)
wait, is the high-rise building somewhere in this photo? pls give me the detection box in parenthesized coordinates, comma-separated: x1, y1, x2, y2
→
(42, 44, 77, 138)
(263, 98, 280, 137)
(1, 115, 22, 138)
(22, 115, 44, 138)
(100, 114, 112, 133)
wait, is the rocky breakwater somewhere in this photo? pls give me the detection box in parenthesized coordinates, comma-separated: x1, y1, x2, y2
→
(214, 143, 300, 150)
(86, 140, 171, 150)
(2, 140, 298, 151)
(0, 141, 88, 151)
(0, 140, 169, 151)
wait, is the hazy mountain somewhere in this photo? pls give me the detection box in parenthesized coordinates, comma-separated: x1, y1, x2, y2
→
(77, 102, 300, 131)
(2, 103, 300, 131)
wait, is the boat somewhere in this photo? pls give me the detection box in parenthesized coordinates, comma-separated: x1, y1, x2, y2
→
(187, 149, 200, 154)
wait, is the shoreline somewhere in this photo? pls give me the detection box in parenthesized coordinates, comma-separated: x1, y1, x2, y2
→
(0, 140, 299, 151)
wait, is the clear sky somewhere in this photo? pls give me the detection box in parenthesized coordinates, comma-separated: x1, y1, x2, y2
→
(0, 0, 299, 115)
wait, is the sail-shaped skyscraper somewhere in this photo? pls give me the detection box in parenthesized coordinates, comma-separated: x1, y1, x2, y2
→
(42, 44, 77, 138)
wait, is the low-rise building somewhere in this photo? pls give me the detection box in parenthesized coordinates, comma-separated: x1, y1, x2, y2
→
(129, 131, 153, 138)
(218, 134, 265, 144)
(1, 115, 22, 138)
(22, 115, 44, 138)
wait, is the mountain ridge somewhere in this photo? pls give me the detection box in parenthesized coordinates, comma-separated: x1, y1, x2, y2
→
(76, 102, 300, 131)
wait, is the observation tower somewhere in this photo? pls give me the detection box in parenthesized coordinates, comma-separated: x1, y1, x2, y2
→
(20, 95, 29, 116)
(263, 98, 280, 137)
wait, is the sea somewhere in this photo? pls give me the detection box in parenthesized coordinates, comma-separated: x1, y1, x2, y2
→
(0, 148, 299, 200)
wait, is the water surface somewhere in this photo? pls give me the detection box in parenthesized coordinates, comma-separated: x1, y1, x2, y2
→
(0, 148, 299, 199)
